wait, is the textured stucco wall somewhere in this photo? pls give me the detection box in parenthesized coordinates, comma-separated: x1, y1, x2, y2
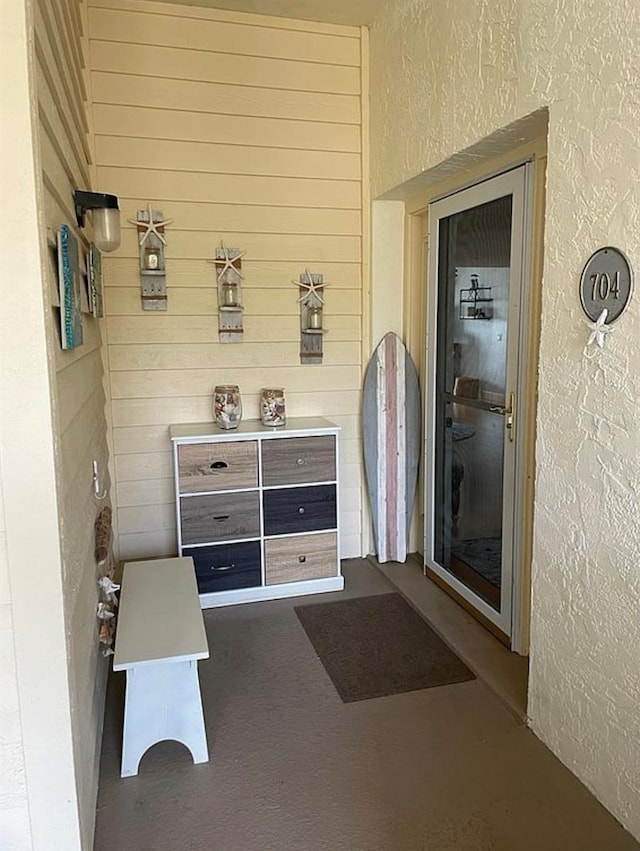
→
(369, 0, 640, 839)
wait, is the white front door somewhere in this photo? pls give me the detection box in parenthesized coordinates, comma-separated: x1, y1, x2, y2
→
(424, 166, 529, 640)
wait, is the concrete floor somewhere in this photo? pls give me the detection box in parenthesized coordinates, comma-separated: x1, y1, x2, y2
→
(94, 560, 638, 851)
(375, 555, 529, 717)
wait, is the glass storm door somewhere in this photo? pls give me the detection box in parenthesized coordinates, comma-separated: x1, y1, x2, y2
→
(424, 167, 528, 638)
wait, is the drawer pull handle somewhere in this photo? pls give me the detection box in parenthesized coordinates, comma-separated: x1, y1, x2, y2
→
(210, 461, 228, 469)
(213, 514, 230, 521)
(298, 555, 306, 563)
(297, 507, 305, 514)
(211, 563, 235, 572)
(296, 458, 306, 466)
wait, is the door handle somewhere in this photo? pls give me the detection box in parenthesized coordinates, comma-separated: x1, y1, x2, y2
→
(489, 392, 515, 442)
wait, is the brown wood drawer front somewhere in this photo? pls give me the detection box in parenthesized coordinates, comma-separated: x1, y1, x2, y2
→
(181, 491, 260, 545)
(177, 441, 258, 493)
(262, 435, 336, 486)
(265, 532, 337, 585)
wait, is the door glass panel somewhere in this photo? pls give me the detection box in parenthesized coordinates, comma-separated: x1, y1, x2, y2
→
(433, 195, 512, 612)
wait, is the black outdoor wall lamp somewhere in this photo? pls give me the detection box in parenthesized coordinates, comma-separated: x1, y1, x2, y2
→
(73, 189, 121, 252)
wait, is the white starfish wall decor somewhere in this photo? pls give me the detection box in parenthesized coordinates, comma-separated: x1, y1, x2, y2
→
(294, 268, 327, 304)
(213, 243, 246, 282)
(128, 202, 173, 246)
(585, 308, 613, 354)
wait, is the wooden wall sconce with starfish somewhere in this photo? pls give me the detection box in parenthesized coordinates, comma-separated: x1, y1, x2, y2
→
(213, 242, 245, 342)
(128, 203, 173, 311)
(294, 269, 326, 364)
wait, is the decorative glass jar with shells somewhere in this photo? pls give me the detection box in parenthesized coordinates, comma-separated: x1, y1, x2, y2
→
(260, 387, 286, 427)
(213, 385, 242, 429)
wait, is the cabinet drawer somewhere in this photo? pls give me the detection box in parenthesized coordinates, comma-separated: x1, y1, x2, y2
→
(262, 435, 335, 486)
(177, 441, 258, 493)
(263, 485, 336, 536)
(181, 491, 260, 545)
(265, 532, 337, 585)
(185, 541, 261, 594)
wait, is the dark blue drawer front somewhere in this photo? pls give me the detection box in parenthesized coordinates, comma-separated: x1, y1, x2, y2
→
(263, 485, 337, 536)
(184, 541, 261, 594)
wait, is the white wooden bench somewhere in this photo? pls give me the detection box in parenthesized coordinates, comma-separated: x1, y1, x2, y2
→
(113, 557, 209, 778)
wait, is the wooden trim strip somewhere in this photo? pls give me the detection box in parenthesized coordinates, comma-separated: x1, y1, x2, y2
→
(384, 334, 398, 559)
(36, 63, 91, 188)
(89, 72, 360, 125)
(95, 167, 361, 211)
(360, 26, 371, 557)
(86, 10, 360, 69)
(376, 339, 387, 560)
(88, 41, 360, 96)
(34, 25, 92, 168)
(38, 0, 89, 136)
(60, 0, 87, 89)
(87, 0, 361, 40)
(40, 127, 78, 215)
(42, 171, 78, 234)
(396, 340, 406, 559)
(92, 104, 361, 153)
(94, 137, 361, 181)
(67, 0, 84, 40)
(44, 0, 88, 108)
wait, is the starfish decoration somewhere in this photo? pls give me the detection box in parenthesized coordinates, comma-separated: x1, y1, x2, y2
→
(294, 268, 326, 304)
(586, 308, 612, 350)
(128, 203, 173, 247)
(96, 602, 115, 621)
(213, 243, 245, 282)
(98, 576, 120, 603)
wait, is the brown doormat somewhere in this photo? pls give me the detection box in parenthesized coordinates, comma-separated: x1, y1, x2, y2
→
(295, 593, 475, 703)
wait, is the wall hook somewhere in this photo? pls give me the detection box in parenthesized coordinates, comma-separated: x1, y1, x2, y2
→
(92, 459, 107, 500)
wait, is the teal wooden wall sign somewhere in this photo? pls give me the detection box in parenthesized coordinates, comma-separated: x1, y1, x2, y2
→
(58, 224, 83, 349)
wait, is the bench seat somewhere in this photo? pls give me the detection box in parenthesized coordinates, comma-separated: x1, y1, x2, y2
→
(114, 557, 209, 777)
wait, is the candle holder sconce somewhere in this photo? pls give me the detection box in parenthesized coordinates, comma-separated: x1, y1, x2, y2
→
(128, 204, 172, 311)
(296, 269, 325, 364)
(214, 243, 245, 343)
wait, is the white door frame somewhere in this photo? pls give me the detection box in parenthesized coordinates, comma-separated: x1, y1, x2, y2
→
(424, 164, 532, 642)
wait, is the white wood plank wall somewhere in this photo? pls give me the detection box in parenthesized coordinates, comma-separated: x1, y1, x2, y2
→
(35, 0, 110, 847)
(87, 0, 365, 561)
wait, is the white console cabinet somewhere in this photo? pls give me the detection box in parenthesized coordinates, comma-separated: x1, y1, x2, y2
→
(170, 418, 343, 608)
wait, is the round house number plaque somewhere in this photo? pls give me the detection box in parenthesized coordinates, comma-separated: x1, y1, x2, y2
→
(579, 246, 633, 324)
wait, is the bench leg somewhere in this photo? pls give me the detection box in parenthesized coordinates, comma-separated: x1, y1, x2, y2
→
(121, 660, 208, 778)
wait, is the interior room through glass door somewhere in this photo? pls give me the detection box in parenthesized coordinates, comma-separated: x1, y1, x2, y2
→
(424, 167, 528, 639)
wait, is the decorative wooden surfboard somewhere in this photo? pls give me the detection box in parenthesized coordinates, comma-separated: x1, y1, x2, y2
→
(363, 332, 421, 563)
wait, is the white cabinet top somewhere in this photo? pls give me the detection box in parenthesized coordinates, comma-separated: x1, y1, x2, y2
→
(169, 417, 339, 443)
(114, 557, 209, 671)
